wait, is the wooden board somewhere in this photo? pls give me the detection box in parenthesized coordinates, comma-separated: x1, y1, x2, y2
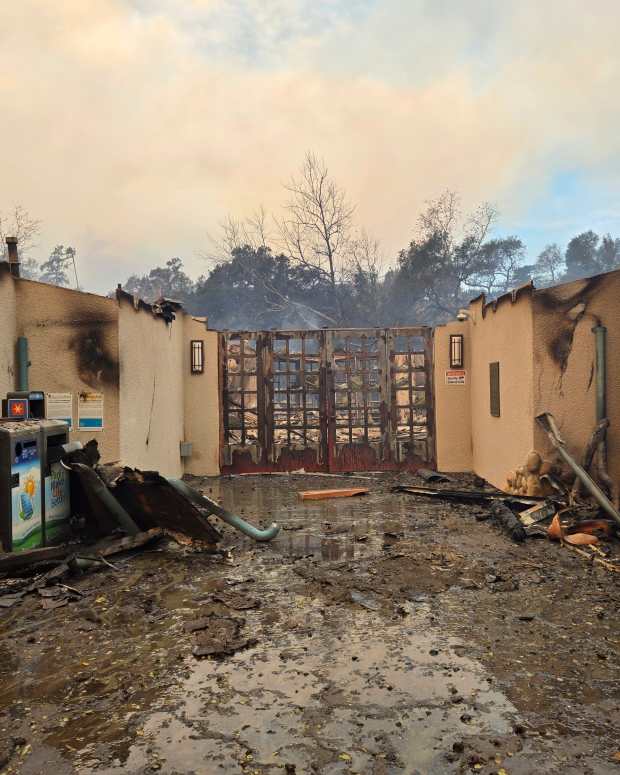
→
(297, 488, 369, 501)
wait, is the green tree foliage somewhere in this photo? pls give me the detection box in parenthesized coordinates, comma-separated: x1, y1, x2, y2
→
(387, 192, 525, 323)
(189, 246, 335, 329)
(39, 245, 76, 287)
(595, 234, 620, 273)
(564, 230, 600, 279)
(122, 257, 194, 304)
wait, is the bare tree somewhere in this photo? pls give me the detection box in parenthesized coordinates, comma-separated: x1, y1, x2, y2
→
(277, 152, 355, 321)
(344, 229, 383, 280)
(418, 189, 461, 243)
(0, 205, 41, 276)
(535, 243, 564, 284)
(416, 190, 498, 290)
(205, 206, 272, 264)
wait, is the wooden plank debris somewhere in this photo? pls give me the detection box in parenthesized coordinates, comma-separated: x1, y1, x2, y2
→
(0, 545, 75, 575)
(0, 529, 163, 576)
(298, 488, 369, 501)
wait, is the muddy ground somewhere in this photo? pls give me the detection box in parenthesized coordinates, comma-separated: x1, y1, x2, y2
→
(0, 472, 619, 775)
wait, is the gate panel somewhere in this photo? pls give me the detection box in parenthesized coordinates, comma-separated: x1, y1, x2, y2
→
(221, 332, 261, 469)
(328, 329, 389, 471)
(271, 331, 325, 471)
(389, 328, 433, 466)
(220, 327, 435, 473)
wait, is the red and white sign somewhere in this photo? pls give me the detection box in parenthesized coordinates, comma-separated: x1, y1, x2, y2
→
(445, 369, 466, 385)
(7, 399, 28, 418)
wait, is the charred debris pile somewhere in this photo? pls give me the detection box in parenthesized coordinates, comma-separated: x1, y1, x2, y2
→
(393, 412, 620, 571)
(0, 439, 279, 615)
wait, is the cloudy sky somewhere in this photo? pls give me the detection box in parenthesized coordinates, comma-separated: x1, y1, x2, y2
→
(1, 0, 619, 293)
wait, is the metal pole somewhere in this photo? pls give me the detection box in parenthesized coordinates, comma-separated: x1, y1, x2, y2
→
(72, 251, 80, 290)
(536, 412, 620, 526)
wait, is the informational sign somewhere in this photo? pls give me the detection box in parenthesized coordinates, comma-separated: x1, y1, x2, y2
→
(78, 391, 104, 430)
(46, 392, 73, 429)
(445, 369, 467, 385)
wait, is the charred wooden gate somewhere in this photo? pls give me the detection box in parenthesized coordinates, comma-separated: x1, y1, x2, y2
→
(219, 327, 435, 473)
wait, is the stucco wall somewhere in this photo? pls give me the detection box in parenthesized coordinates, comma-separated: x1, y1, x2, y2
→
(533, 270, 620, 488)
(14, 279, 121, 462)
(117, 296, 185, 478)
(433, 320, 472, 472)
(2, 272, 221, 478)
(0, 266, 16, 398)
(183, 318, 220, 476)
(468, 292, 535, 489)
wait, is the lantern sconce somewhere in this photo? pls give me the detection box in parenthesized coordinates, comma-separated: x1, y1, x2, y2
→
(449, 334, 464, 368)
(191, 340, 205, 374)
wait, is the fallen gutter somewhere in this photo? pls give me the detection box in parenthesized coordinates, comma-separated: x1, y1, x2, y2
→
(536, 412, 620, 527)
(392, 484, 545, 506)
(167, 479, 280, 542)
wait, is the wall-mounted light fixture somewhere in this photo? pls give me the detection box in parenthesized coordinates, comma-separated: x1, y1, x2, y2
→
(449, 334, 464, 368)
(191, 340, 204, 374)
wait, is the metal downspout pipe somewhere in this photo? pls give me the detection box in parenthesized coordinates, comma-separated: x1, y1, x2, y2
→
(592, 325, 607, 423)
(592, 324, 617, 504)
(16, 337, 29, 392)
(167, 478, 280, 542)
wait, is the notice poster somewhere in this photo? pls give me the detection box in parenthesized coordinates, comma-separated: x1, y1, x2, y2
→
(46, 392, 73, 429)
(445, 369, 466, 385)
(78, 391, 104, 430)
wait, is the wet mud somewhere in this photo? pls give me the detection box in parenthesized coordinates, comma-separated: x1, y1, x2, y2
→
(0, 473, 619, 774)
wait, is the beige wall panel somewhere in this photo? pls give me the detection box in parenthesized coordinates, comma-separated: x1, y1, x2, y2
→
(15, 279, 120, 462)
(118, 298, 184, 478)
(183, 319, 220, 476)
(468, 295, 535, 489)
(0, 267, 16, 398)
(433, 320, 472, 471)
(533, 270, 620, 487)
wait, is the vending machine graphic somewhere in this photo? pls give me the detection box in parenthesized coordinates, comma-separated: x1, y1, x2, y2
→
(44, 461, 71, 542)
(10, 436, 43, 550)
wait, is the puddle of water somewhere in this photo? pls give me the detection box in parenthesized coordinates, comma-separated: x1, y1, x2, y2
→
(208, 477, 422, 562)
(102, 613, 517, 774)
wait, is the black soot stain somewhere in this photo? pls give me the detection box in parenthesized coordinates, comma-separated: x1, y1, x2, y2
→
(69, 327, 118, 387)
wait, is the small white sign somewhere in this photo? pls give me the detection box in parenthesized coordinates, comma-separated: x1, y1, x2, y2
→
(446, 369, 466, 385)
(46, 392, 73, 429)
(78, 391, 104, 431)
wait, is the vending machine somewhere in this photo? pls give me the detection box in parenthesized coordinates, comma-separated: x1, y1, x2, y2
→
(0, 420, 43, 552)
(0, 418, 72, 552)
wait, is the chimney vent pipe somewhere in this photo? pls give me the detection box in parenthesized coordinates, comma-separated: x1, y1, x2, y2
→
(5, 237, 19, 278)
